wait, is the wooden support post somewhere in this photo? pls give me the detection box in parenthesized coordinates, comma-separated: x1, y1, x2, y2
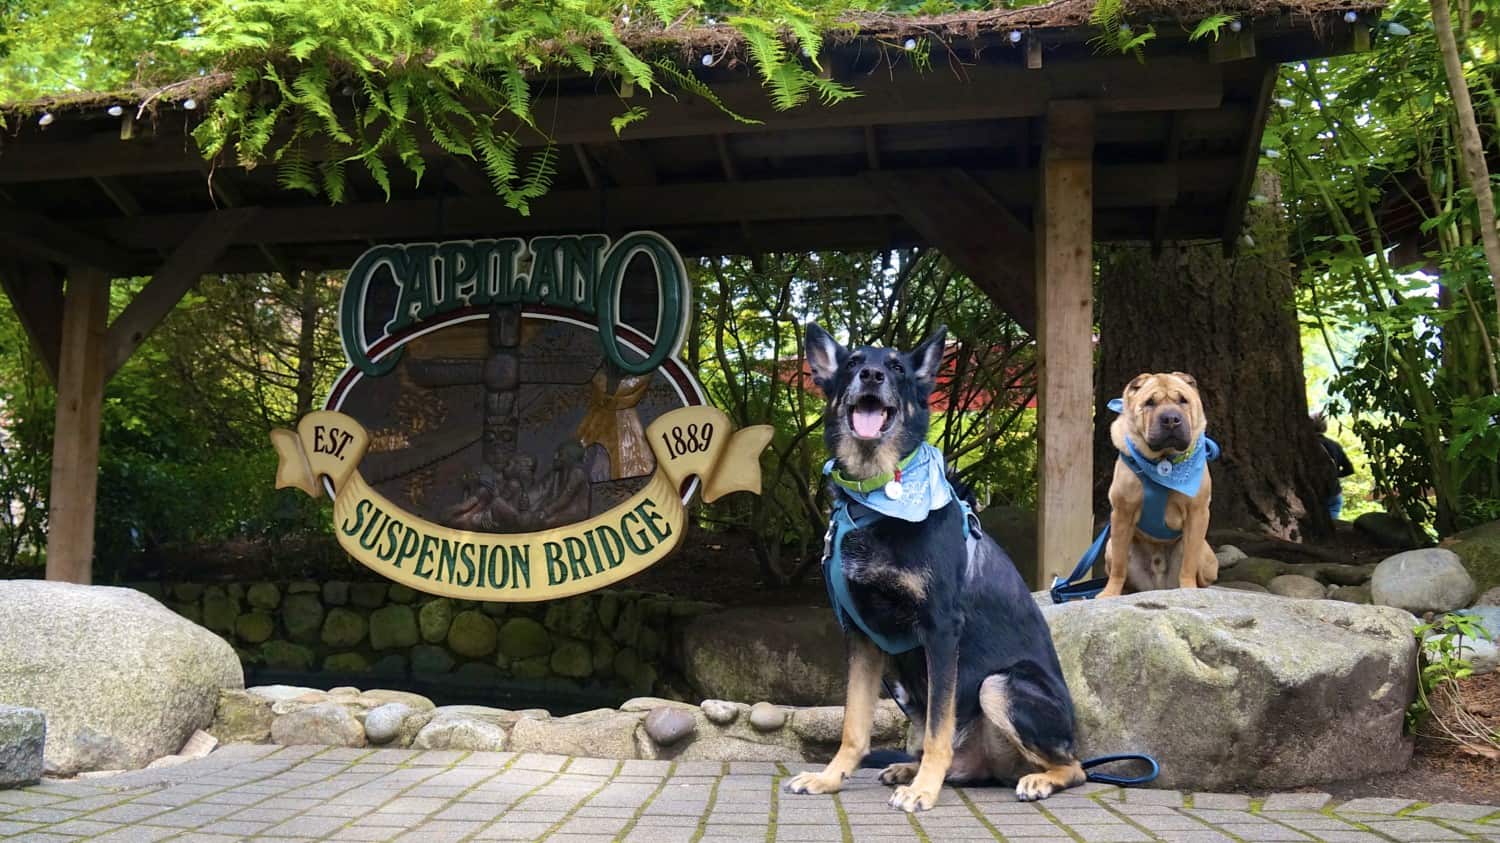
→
(46, 269, 110, 584)
(1034, 101, 1095, 589)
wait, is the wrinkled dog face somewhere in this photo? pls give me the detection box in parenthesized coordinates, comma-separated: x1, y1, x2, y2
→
(804, 322, 947, 480)
(1120, 372, 1206, 455)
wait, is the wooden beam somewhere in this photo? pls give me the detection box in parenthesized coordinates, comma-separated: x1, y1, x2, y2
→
(45, 269, 110, 584)
(104, 208, 257, 377)
(0, 259, 64, 383)
(1208, 29, 1258, 63)
(0, 206, 133, 271)
(1151, 112, 1184, 256)
(1221, 66, 1279, 255)
(1035, 100, 1095, 590)
(202, 168, 295, 277)
(94, 177, 142, 217)
(0, 59, 1225, 184)
(96, 161, 1228, 252)
(868, 169, 1037, 332)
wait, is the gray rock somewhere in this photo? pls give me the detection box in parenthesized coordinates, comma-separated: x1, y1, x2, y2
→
(388, 584, 418, 604)
(643, 707, 696, 746)
(413, 712, 508, 751)
(977, 504, 1037, 587)
(1355, 512, 1425, 549)
(1371, 548, 1476, 614)
(321, 607, 367, 649)
(425, 705, 548, 729)
(410, 645, 456, 675)
(247, 685, 322, 702)
(350, 583, 388, 609)
(748, 702, 787, 732)
(271, 703, 366, 747)
(508, 709, 642, 758)
(1214, 581, 1269, 593)
(1231, 557, 1286, 587)
(420, 599, 454, 644)
(791, 701, 906, 745)
(1215, 545, 1248, 567)
(0, 581, 243, 776)
(1450, 607, 1500, 675)
(360, 689, 435, 711)
(281, 593, 325, 644)
(681, 607, 846, 705)
(209, 689, 273, 744)
(701, 699, 741, 726)
(1329, 585, 1373, 605)
(1042, 589, 1415, 789)
(363, 703, 416, 745)
(1449, 518, 1500, 597)
(1267, 574, 1325, 600)
(0, 705, 44, 788)
(1477, 586, 1500, 607)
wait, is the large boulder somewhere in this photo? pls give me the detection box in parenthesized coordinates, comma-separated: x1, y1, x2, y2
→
(1448, 518, 1500, 597)
(1354, 512, 1426, 550)
(1371, 548, 1476, 614)
(1043, 589, 1415, 790)
(680, 607, 846, 705)
(977, 505, 1037, 587)
(0, 581, 244, 775)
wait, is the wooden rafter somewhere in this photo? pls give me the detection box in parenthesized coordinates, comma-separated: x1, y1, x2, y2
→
(0, 206, 133, 271)
(1221, 66, 1279, 255)
(0, 258, 64, 383)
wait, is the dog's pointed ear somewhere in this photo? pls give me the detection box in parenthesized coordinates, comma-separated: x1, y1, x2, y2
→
(911, 324, 947, 386)
(803, 323, 845, 390)
(1171, 371, 1198, 388)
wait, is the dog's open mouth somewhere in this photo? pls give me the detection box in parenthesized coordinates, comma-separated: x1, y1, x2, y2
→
(848, 396, 895, 440)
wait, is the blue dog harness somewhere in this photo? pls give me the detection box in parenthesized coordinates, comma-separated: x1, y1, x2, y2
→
(1051, 399, 1220, 604)
(821, 443, 976, 655)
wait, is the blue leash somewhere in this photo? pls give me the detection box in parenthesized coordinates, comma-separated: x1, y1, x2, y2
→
(1081, 753, 1160, 786)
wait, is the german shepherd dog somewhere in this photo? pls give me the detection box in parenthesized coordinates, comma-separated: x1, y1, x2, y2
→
(786, 323, 1084, 812)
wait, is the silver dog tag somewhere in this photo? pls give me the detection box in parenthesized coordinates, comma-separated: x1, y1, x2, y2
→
(884, 479, 904, 499)
(1157, 460, 1173, 477)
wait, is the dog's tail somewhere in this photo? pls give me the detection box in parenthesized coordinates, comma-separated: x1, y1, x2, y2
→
(860, 749, 916, 769)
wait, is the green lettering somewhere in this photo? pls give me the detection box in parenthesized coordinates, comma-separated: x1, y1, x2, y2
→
(621, 511, 651, 555)
(414, 534, 437, 579)
(635, 498, 673, 543)
(379, 517, 403, 561)
(386, 244, 440, 334)
(342, 245, 405, 377)
(511, 545, 532, 589)
(596, 232, 689, 375)
(528, 237, 562, 306)
(595, 524, 625, 569)
(393, 523, 421, 570)
(565, 536, 591, 581)
(437, 242, 479, 314)
(439, 539, 459, 583)
(458, 542, 476, 587)
(359, 509, 389, 552)
(545, 541, 567, 586)
(558, 235, 607, 315)
(486, 545, 506, 589)
(340, 498, 371, 536)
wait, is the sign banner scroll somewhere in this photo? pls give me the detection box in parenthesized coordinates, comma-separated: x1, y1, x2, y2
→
(273, 407, 771, 603)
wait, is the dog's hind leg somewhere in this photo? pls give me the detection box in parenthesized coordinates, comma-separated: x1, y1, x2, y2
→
(889, 632, 959, 813)
(978, 673, 1084, 802)
(786, 634, 883, 796)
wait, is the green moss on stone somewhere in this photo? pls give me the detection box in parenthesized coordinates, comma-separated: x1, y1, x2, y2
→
(420, 599, 455, 643)
(369, 605, 419, 650)
(236, 611, 275, 644)
(321, 607, 367, 648)
(448, 610, 498, 658)
(498, 617, 550, 659)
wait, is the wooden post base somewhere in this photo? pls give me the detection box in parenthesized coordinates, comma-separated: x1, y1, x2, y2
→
(45, 270, 110, 584)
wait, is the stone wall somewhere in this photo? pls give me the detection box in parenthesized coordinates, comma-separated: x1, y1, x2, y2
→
(128, 581, 717, 698)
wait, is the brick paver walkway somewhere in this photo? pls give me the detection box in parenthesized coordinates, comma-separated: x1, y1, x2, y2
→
(0, 745, 1495, 842)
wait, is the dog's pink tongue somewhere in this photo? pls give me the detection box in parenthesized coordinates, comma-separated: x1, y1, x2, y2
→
(852, 407, 886, 438)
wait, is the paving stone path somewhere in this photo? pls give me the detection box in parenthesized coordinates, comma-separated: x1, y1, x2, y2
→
(0, 745, 1495, 842)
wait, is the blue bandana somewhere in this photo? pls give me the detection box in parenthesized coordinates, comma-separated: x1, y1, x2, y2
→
(1107, 398, 1219, 499)
(823, 442, 952, 522)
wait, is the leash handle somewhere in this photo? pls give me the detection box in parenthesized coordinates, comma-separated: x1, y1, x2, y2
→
(1081, 753, 1160, 787)
(1050, 524, 1111, 604)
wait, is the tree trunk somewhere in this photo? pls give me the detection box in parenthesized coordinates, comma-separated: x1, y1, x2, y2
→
(1093, 173, 1335, 542)
(293, 270, 320, 420)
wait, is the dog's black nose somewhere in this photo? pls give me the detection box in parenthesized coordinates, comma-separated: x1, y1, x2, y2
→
(1159, 410, 1183, 429)
(859, 368, 884, 384)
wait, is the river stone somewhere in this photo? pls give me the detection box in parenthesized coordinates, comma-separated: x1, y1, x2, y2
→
(701, 700, 741, 725)
(448, 611, 498, 658)
(1042, 589, 1415, 789)
(323, 653, 370, 673)
(1371, 548, 1476, 614)
(411, 645, 456, 675)
(236, 611, 275, 644)
(321, 608, 367, 649)
(288, 581, 319, 594)
(361, 689, 435, 711)
(546, 596, 596, 639)
(170, 601, 201, 624)
(1215, 545, 1248, 567)
(1232, 557, 1285, 587)
(597, 592, 623, 630)
(1268, 574, 1325, 600)
(550, 641, 593, 678)
(0, 582, 244, 776)
(1477, 586, 1500, 606)
(323, 581, 350, 606)
(1449, 518, 1500, 597)
(1329, 585, 1373, 604)
(1215, 581, 1269, 594)
(0, 705, 44, 788)
(369, 605, 420, 650)
(499, 618, 551, 659)
(209, 689, 273, 744)
(420, 599, 455, 643)
(791, 700, 907, 745)
(1355, 512, 1425, 549)
(681, 607, 846, 705)
(508, 709, 642, 758)
(748, 702, 787, 732)
(281, 593, 325, 644)
(1451, 607, 1500, 675)
(200, 592, 240, 636)
(643, 707, 696, 746)
(271, 703, 366, 747)
(363, 703, 416, 745)
(612, 599, 643, 646)
(592, 636, 618, 678)
(260, 640, 316, 671)
(247, 582, 281, 610)
(412, 715, 507, 751)
(351, 583, 388, 609)
(247, 685, 322, 702)
(388, 584, 418, 604)
(513, 656, 551, 680)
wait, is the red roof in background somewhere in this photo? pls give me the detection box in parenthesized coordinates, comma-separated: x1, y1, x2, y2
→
(774, 343, 1035, 412)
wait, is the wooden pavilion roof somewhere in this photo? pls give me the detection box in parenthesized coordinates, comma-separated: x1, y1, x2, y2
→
(0, 1, 1375, 335)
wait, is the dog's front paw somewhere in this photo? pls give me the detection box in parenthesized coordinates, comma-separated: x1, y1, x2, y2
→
(888, 783, 939, 812)
(877, 762, 919, 786)
(785, 770, 844, 795)
(1015, 773, 1059, 801)
(1097, 584, 1125, 599)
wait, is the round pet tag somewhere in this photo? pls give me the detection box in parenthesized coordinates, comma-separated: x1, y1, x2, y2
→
(1157, 460, 1173, 477)
(884, 479, 904, 499)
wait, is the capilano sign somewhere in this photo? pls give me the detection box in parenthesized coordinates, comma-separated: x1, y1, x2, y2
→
(273, 231, 771, 602)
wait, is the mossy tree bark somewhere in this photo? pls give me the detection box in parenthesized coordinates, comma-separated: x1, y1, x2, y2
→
(1093, 173, 1335, 541)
